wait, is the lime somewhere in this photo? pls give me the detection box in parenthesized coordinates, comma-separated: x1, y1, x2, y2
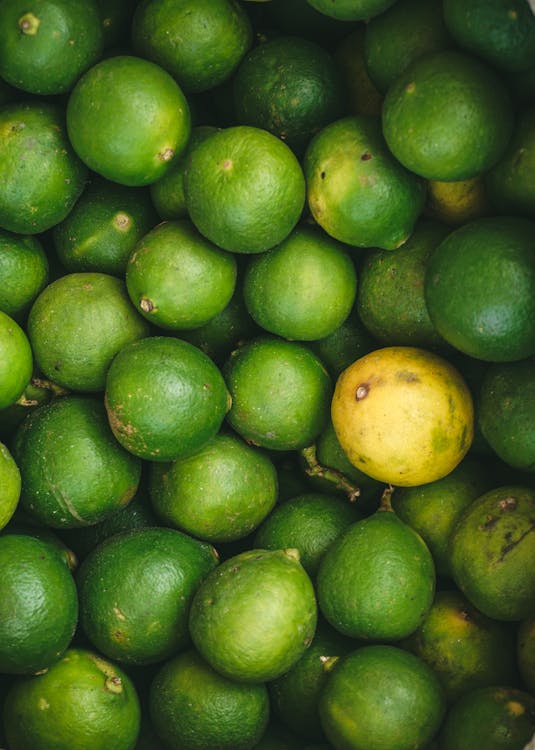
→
(306, 0, 396, 21)
(13, 396, 142, 528)
(149, 649, 269, 749)
(317, 509, 435, 640)
(189, 548, 317, 683)
(223, 336, 332, 451)
(319, 645, 446, 750)
(382, 50, 514, 181)
(333, 26, 383, 117)
(3, 648, 141, 750)
(78, 527, 218, 665)
(104, 336, 231, 461)
(518, 618, 535, 694)
(424, 175, 491, 227)
(304, 115, 425, 250)
(0, 534, 78, 674)
(150, 432, 278, 543)
(0, 441, 20, 530)
(27, 272, 150, 392)
(66, 55, 191, 186)
(126, 219, 237, 330)
(184, 125, 306, 253)
(0, 230, 49, 321)
(0, 101, 87, 234)
(243, 225, 357, 341)
(331, 346, 474, 487)
(132, 0, 252, 93)
(424, 217, 535, 362)
(0, 0, 103, 95)
(0, 310, 33, 409)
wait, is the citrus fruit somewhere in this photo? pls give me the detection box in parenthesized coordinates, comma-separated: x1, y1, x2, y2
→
(3, 648, 141, 750)
(0, 101, 87, 234)
(189, 547, 317, 683)
(13, 395, 142, 528)
(317, 509, 435, 640)
(318, 645, 446, 750)
(424, 216, 535, 362)
(52, 177, 158, 276)
(243, 225, 357, 341)
(518, 618, 535, 694)
(265, 0, 352, 46)
(150, 432, 278, 543)
(0, 534, 78, 674)
(304, 115, 426, 250)
(0, 0, 103, 95)
(1, 523, 78, 573)
(0, 441, 21, 530)
(66, 55, 191, 186)
(443, 0, 535, 73)
(253, 492, 361, 578)
(478, 360, 535, 472)
(402, 589, 518, 702)
(132, 0, 253, 93)
(331, 346, 474, 486)
(382, 50, 514, 181)
(356, 219, 449, 349)
(233, 35, 344, 155)
(149, 648, 269, 750)
(485, 106, 535, 218)
(364, 0, 452, 94)
(391, 456, 492, 578)
(27, 272, 150, 392)
(424, 175, 491, 227)
(449, 485, 535, 622)
(78, 527, 218, 665)
(333, 26, 383, 117)
(0, 310, 33, 409)
(149, 125, 219, 220)
(306, 0, 397, 21)
(104, 335, 231, 461)
(0, 230, 49, 321)
(184, 125, 306, 253)
(437, 685, 535, 750)
(223, 336, 332, 451)
(126, 219, 237, 330)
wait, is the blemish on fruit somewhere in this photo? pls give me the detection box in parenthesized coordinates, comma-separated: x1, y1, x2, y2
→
(406, 82, 416, 94)
(355, 384, 369, 401)
(361, 152, 372, 161)
(114, 212, 131, 230)
(38, 698, 50, 710)
(499, 496, 517, 511)
(159, 147, 174, 162)
(139, 297, 154, 313)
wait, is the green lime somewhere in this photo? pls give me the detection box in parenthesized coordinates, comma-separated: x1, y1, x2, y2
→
(0, 441, 20, 530)
(233, 35, 344, 155)
(3, 648, 141, 750)
(126, 219, 237, 330)
(0, 0, 103, 95)
(364, 0, 452, 93)
(402, 589, 518, 702)
(304, 115, 425, 250)
(132, 0, 252, 93)
(317, 510, 435, 640)
(223, 336, 332, 451)
(0, 310, 33, 409)
(333, 25, 383, 117)
(424, 216, 535, 362)
(189, 548, 317, 683)
(253, 492, 361, 578)
(150, 432, 278, 543)
(149, 649, 269, 750)
(265, 0, 353, 47)
(13, 395, 141, 528)
(437, 686, 535, 750)
(382, 50, 513, 181)
(356, 219, 449, 349)
(184, 125, 306, 253)
(0, 101, 87, 234)
(2, 523, 78, 572)
(443, 0, 535, 73)
(518, 618, 535, 694)
(424, 175, 491, 227)
(391, 456, 492, 578)
(0, 534, 78, 674)
(28, 272, 150, 392)
(52, 177, 158, 276)
(306, 0, 396, 21)
(78, 527, 218, 665)
(0, 230, 49, 321)
(449, 485, 535, 621)
(67, 55, 191, 186)
(319, 645, 446, 750)
(104, 336, 231, 461)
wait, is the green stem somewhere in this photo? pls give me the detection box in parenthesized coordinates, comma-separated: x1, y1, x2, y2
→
(301, 444, 360, 503)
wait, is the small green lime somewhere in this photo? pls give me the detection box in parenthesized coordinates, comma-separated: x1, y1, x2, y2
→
(306, 0, 396, 21)
(0, 230, 49, 321)
(0, 441, 20, 530)
(0, 310, 33, 409)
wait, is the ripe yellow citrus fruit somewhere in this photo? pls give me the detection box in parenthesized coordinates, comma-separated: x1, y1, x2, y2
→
(331, 346, 474, 486)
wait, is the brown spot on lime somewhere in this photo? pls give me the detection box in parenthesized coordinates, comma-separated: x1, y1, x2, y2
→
(508, 9, 518, 20)
(396, 370, 420, 383)
(105, 676, 123, 694)
(113, 212, 131, 230)
(159, 147, 174, 162)
(19, 12, 40, 34)
(499, 497, 517, 512)
(356, 384, 369, 401)
(361, 152, 372, 161)
(480, 515, 497, 531)
(406, 82, 416, 94)
(506, 700, 525, 716)
(222, 159, 233, 170)
(139, 297, 154, 313)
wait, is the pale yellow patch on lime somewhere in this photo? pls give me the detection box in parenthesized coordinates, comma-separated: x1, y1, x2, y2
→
(331, 346, 474, 487)
(426, 175, 490, 226)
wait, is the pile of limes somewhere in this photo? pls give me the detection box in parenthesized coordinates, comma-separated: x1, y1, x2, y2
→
(0, 1, 534, 749)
